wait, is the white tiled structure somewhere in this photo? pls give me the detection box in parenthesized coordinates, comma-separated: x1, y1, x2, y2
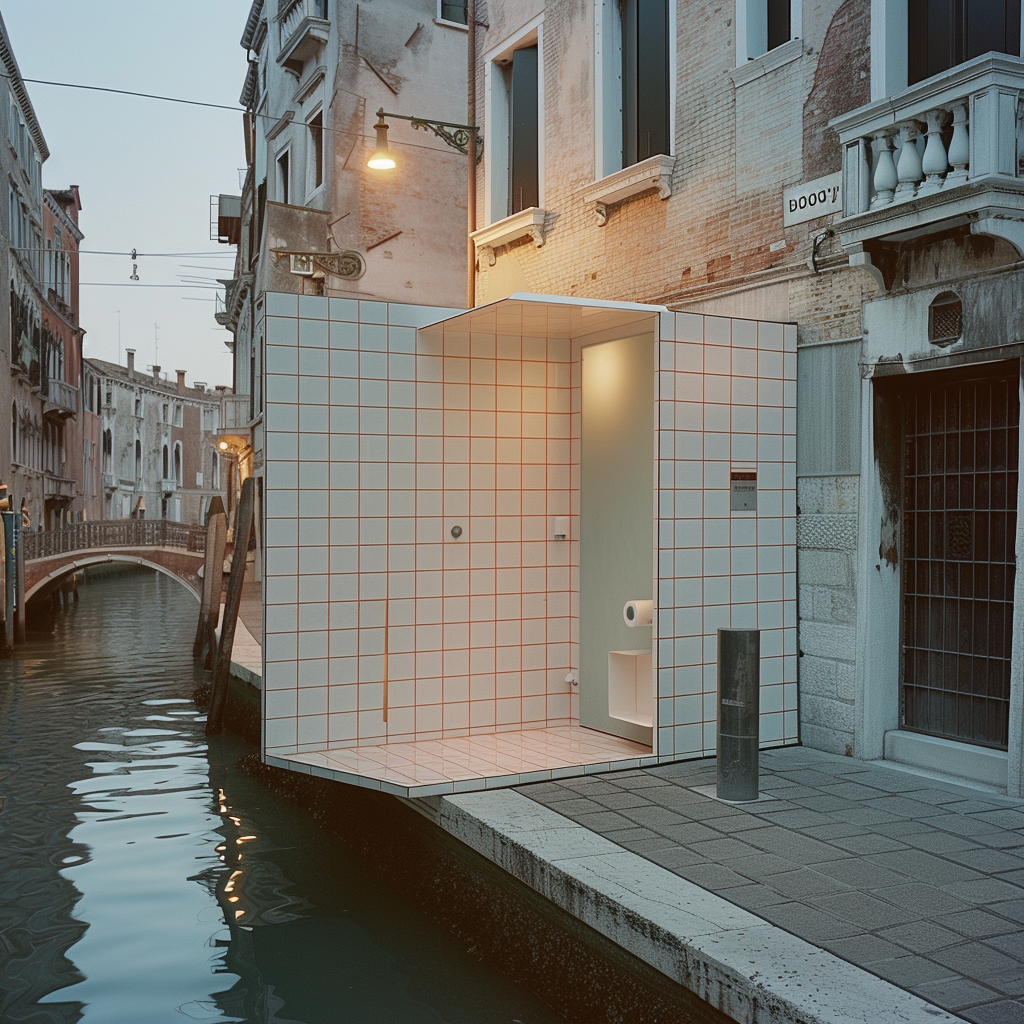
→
(262, 291, 796, 795)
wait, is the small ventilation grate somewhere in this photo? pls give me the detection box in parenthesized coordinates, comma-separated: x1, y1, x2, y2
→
(929, 291, 962, 346)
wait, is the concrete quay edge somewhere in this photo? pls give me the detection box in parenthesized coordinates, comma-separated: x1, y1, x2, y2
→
(439, 789, 960, 1024)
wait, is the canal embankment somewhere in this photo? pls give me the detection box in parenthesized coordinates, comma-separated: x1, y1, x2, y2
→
(458, 749, 1024, 1023)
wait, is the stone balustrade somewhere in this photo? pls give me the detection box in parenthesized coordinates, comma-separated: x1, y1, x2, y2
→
(832, 55, 1024, 251)
(277, 0, 328, 55)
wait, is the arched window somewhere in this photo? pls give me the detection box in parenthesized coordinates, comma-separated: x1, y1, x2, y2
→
(162, 444, 169, 479)
(135, 439, 142, 480)
(173, 442, 182, 487)
(102, 429, 112, 473)
(11, 403, 17, 463)
(212, 451, 220, 490)
(929, 290, 963, 346)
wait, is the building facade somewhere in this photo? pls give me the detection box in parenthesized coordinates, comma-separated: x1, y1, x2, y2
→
(466, 0, 1024, 794)
(216, 0, 476, 576)
(229, 0, 1024, 796)
(87, 353, 227, 526)
(0, 14, 93, 532)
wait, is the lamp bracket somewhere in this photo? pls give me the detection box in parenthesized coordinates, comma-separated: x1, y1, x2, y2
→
(377, 108, 483, 160)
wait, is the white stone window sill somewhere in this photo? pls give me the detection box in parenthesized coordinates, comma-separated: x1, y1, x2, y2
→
(471, 207, 546, 264)
(729, 37, 804, 89)
(581, 154, 675, 226)
(433, 17, 468, 31)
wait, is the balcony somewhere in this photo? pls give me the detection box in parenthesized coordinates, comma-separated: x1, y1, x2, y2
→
(220, 393, 250, 432)
(161, 478, 178, 494)
(276, 0, 329, 72)
(43, 474, 76, 500)
(102, 473, 116, 492)
(44, 378, 79, 420)
(832, 55, 1024, 282)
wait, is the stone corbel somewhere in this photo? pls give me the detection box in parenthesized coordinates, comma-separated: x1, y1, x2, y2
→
(581, 154, 675, 227)
(470, 208, 547, 264)
(845, 241, 885, 291)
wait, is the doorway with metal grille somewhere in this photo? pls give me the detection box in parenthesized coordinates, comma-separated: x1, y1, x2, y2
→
(901, 362, 1019, 750)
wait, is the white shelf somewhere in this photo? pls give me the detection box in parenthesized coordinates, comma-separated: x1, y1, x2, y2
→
(608, 649, 653, 728)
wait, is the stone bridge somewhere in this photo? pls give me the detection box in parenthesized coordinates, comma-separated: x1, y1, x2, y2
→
(24, 521, 207, 602)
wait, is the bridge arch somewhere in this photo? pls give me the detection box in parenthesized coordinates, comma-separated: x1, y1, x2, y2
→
(23, 521, 207, 605)
(26, 554, 202, 603)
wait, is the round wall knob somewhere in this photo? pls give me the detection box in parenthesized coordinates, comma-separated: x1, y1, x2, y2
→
(450, 525, 463, 539)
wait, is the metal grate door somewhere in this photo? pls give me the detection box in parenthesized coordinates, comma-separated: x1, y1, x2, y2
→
(901, 364, 1019, 749)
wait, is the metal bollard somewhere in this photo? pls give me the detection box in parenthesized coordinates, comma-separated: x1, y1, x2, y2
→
(717, 628, 760, 802)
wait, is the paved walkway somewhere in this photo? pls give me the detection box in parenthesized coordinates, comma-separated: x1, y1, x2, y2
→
(517, 747, 1024, 1023)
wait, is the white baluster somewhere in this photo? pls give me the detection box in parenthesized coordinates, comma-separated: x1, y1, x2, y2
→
(945, 101, 970, 185)
(918, 109, 949, 195)
(895, 122, 923, 200)
(871, 130, 898, 208)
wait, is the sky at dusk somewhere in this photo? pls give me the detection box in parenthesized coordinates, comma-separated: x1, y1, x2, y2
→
(2, 1, 252, 388)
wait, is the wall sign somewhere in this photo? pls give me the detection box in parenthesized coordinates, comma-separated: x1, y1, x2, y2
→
(783, 173, 842, 226)
(731, 471, 757, 512)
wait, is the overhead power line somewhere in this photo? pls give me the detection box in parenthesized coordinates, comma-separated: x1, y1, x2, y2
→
(11, 246, 234, 257)
(3, 73, 464, 156)
(80, 282, 222, 288)
(15, 75, 241, 113)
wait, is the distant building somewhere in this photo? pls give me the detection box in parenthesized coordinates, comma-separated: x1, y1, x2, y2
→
(39, 186, 85, 528)
(86, 352, 227, 525)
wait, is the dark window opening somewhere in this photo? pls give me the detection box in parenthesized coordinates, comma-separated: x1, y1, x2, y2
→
(767, 0, 792, 51)
(620, 0, 670, 167)
(309, 112, 324, 190)
(440, 0, 467, 23)
(908, 0, 1020, 84)
(277, 151, 290, 205)
(929, 291, 964, 346)
(507, 45, 539, 216)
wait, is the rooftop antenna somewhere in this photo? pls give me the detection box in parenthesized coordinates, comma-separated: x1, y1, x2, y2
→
(154, 322, 160, 369)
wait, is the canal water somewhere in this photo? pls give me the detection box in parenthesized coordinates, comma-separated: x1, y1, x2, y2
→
(0, 570, 565, 1024)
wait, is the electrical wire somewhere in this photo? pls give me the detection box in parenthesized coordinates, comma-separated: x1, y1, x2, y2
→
(2, 72, 466, 156)
(10, 247, 235, 257)
(80, 282, 222, 288)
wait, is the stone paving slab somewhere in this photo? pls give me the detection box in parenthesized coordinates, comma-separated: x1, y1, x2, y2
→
(441, 788, 967, 1024)
(515, 746, 1024, 1023)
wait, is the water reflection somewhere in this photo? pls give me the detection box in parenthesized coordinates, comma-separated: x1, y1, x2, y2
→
(0, 571, 562, 1024)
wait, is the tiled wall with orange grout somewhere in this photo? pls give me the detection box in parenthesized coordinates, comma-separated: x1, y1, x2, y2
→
(655, 312, 799, 758)
(262, 293, 798, 764)
(262, 294, 581, 755)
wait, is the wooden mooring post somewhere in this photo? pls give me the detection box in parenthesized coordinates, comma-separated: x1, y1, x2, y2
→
(206, 477, 254, 736)
(193, 510, 227, 660)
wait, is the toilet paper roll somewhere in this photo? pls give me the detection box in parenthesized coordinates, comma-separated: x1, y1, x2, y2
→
(623, 599, 653, 627)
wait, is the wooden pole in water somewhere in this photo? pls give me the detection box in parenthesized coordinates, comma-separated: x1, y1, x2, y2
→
(193, 511, 227, 658)
(13, 508, 24, 644)
(0, 510, 13, 656)
(206, 477, 254, 735)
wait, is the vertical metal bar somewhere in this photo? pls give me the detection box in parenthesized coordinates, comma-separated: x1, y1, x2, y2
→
(466, 0, 476, 309)
(0, 510, 11, 654)
(717, 628, 760, 802)
(382, 598, 389, 724)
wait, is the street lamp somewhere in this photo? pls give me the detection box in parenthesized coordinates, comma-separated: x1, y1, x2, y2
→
(367, 106, 483, 307)
(367, 108, 482, 167)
